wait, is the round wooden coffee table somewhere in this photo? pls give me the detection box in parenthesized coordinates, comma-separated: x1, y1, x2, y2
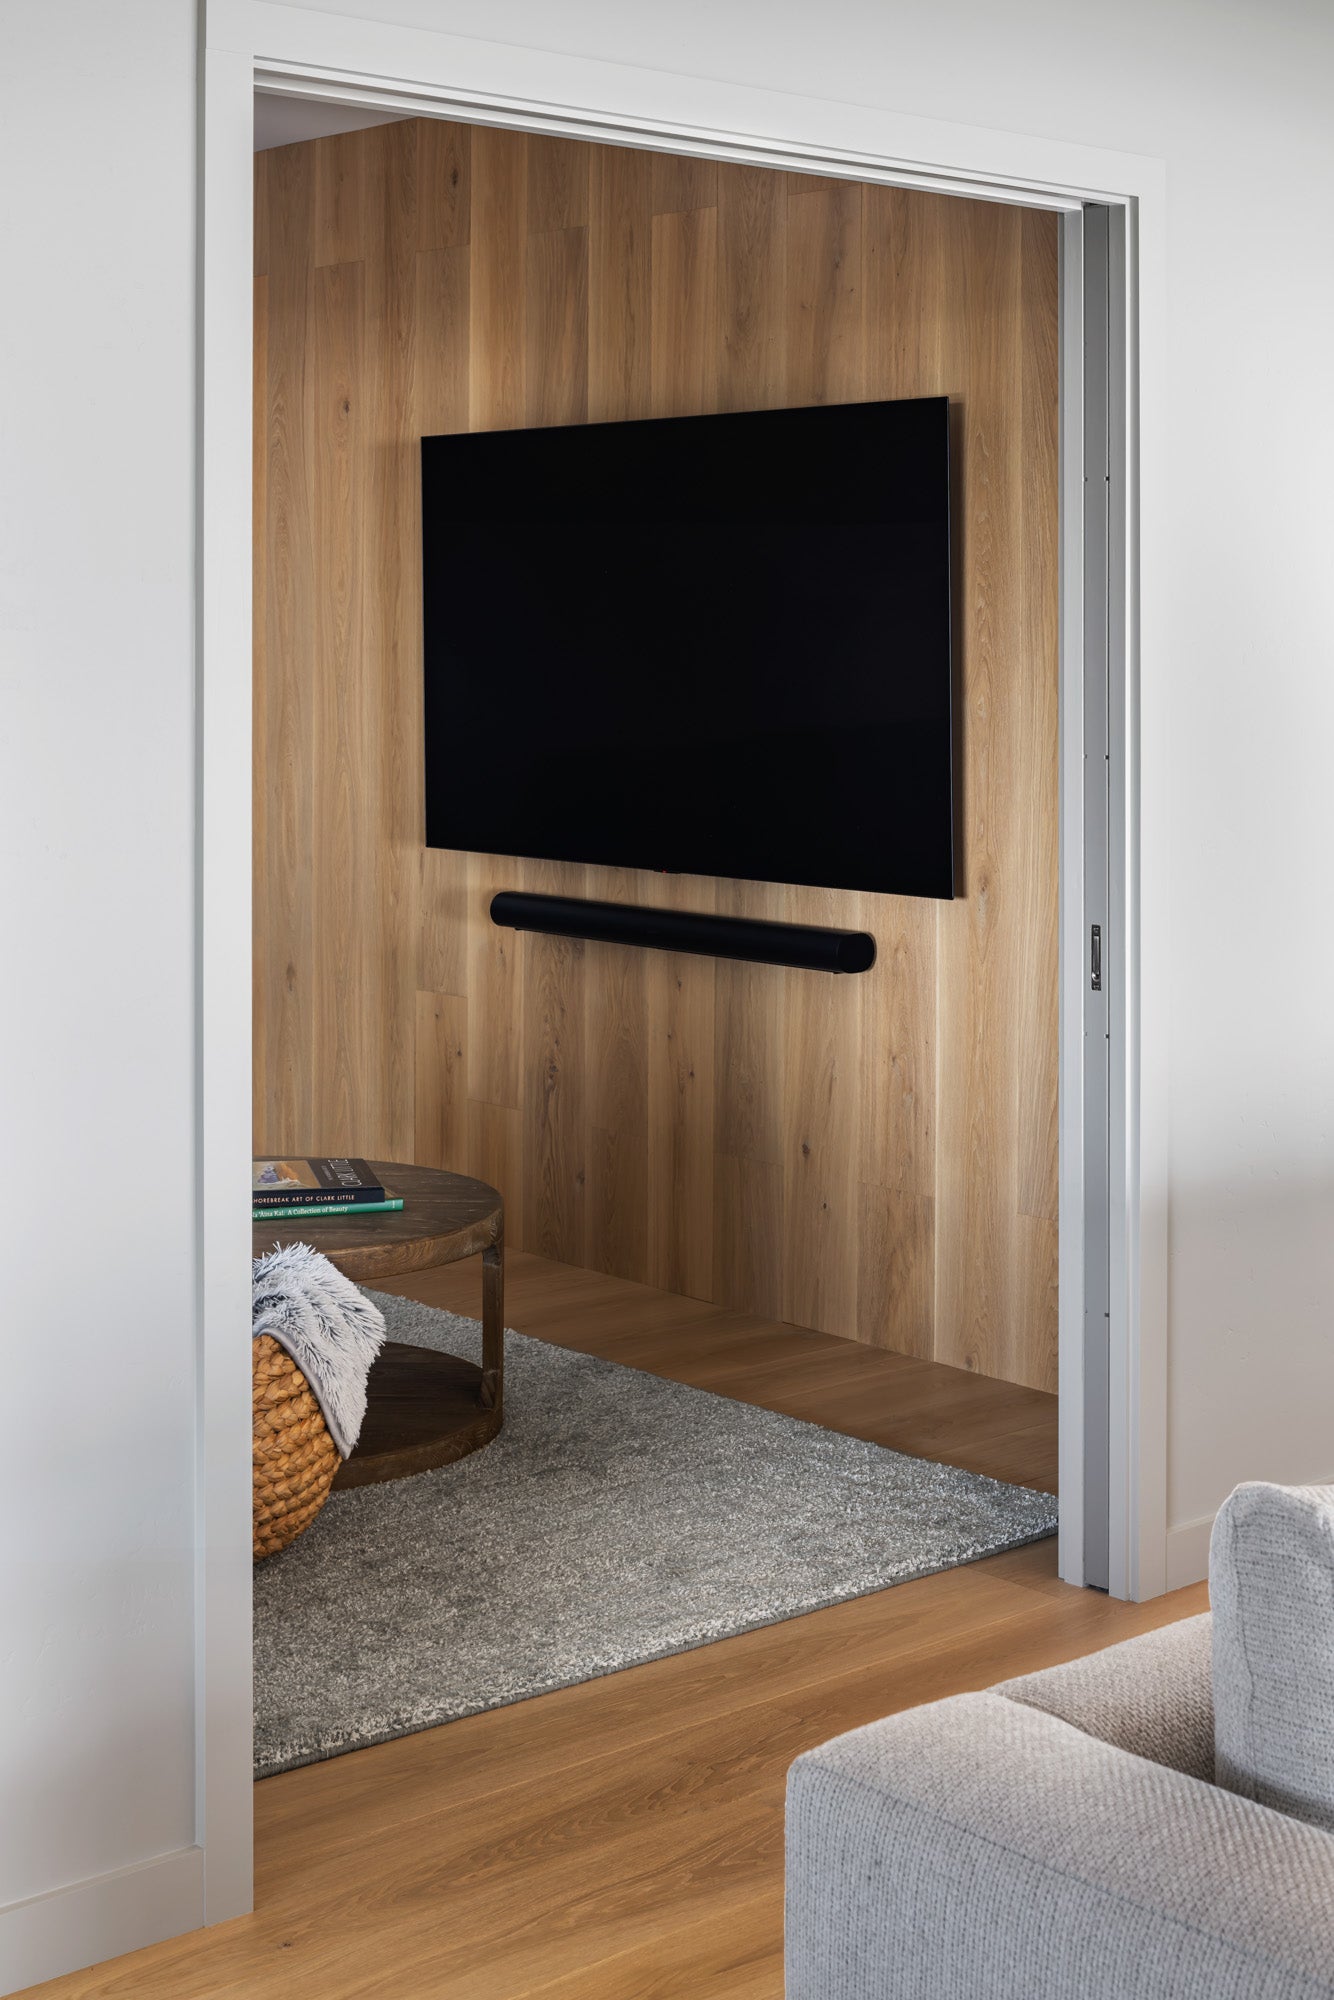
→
(253, 1161, 504, 1488)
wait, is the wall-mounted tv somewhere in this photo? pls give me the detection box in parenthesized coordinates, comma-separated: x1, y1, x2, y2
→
(421, 395, 954, 899)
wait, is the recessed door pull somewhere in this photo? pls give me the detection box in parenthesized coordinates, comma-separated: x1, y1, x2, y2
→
(1091, 924, 1102, 992)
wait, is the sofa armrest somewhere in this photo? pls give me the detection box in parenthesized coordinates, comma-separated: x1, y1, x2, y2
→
(787, 1691, 1334, 2000)
(994, 1610, 1214, 1778)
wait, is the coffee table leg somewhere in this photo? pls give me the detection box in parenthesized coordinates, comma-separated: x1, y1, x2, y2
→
(480, 1224, 504, 1414)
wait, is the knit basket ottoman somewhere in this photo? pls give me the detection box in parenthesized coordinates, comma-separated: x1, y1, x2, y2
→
(252, 1333, 341, 1559)
(251, 1239, 386, 1560)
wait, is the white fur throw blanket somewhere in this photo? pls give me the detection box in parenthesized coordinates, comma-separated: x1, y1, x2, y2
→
(252, 1242, 386, 1459)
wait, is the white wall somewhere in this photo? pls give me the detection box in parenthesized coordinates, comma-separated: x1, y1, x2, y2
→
(0, 2, 205, 1991)
(272, 0, 1334, 1572)
(5, 0, 1333, 1985)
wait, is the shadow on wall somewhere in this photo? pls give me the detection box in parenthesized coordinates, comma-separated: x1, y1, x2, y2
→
(1166, 1165, 1334, 1529)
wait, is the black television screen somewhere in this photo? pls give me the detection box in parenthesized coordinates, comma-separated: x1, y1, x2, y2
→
(421, 396, 954, 899)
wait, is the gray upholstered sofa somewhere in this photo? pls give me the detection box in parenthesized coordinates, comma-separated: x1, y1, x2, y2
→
(787, 1482, 1334, 1998)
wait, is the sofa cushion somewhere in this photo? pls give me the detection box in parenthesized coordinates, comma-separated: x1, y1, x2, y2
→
(787, 1689, 1334, 1999)
(1212, 1481, 1334, 1831)
(995, 1611, 1214, 1779)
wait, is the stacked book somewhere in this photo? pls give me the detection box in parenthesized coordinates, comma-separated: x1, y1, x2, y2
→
(253, 1158, 403, 1220)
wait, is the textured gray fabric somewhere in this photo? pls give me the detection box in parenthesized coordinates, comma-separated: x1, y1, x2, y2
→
(254, 1293, 1057, 1776)
(1212, 1481, 1334, 1831)
(996, 1611, 1215, 1779)
(787, 1690, 1334, 1999)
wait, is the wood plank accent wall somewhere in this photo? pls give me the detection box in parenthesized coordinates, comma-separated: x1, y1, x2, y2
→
(254, 121, 1060, 1390)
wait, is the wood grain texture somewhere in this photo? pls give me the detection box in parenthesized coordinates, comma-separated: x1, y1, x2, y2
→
(587, 144, 653, 423)
(253, 1159, 502, 1280)
(28, 1254, 1206, 2000)
(257, 140, 316, 1156)
(413, 988, 466, 1171)
(253, 124, 1060, 1388)
(650, 204, 718, 418)
(521, 862, 586, 1266)
(416, 118, 470, 252)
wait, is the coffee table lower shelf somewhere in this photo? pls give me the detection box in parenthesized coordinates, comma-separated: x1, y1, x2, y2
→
(331, 1341, 502, 1490)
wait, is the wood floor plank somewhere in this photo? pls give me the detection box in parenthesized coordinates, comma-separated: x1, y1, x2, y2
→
(514, 1896, 783, 1999)
(254, 1566, 1040, 1852)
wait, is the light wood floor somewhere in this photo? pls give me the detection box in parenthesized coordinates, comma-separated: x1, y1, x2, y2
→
(28, 1255, 1207, 2000)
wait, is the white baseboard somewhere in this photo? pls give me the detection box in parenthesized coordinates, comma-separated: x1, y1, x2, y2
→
(0, 1846, 203, 1998)
(1165, 1514, 1215, 1591)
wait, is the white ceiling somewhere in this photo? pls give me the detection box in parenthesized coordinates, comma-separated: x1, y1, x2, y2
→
(254, 93, 411, 151)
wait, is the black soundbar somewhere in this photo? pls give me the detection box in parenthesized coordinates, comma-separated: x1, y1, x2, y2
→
(490, 891, 875, 974)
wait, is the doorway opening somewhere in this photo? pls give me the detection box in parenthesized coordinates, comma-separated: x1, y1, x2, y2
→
(199, 11, 1142, 1941)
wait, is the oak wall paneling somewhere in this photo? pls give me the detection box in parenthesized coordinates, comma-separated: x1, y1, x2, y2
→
(254, 122, 1060, 1391)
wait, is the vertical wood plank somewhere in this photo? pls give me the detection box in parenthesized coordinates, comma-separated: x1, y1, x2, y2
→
(416, 243, 469, 438)
(717, 163, 787, 413)
(651, 152, 717, 216)
(419, 849, 469, 997)
(584, 867, 650, 1284)
(650, 207, 718, 418)
(251, 270, 270, 1144)
(314, 129, 365, 269)
(862, 186, 951, 399)
(781, 885, 862, 1336)
(469, 126, 527, 430)
(856, 1183, 935, 1357)
(785, 170, 849, 196)
(712, 1154, 784, 1321)
(522, 862, 587, 1265)
(414, 990, 467, 1170)
(588, 145, 653, 423)
(417, 119, 471, 251)
(312, 256, 367, 1149)
(365, 120, 421, 1159)
(1016, 206, 1061, 1232)
(777, 184, 865, 1336)
(859, 185, 953, 1356)
(467, 1099, 524, 1245)
(1019, 1214, 1061, 1394)
(527, 135, 590, 233)
(647, 873, 717, 1300)
(466, 849, 523, 1111)
(785, 182, 863, 406)
(712, 883, 785, 1320)
(932, 196, 1028, 1380)
(414, 222, 471, 1098)
(261, 142, 316, 1154)
(525, 225, 588, 429)
(253, 149, 270, 280)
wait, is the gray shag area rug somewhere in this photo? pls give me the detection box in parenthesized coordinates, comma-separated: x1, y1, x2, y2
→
(254, 1293, 1057, 1777)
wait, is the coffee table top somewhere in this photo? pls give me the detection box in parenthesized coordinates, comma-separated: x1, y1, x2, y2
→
(253, 1160, 502, 1283)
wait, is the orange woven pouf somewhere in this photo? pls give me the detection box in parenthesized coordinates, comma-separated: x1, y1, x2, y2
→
(252, 1333, 342, 1560)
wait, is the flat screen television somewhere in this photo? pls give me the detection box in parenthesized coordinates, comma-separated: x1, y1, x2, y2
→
(421, 395, 954, 899)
